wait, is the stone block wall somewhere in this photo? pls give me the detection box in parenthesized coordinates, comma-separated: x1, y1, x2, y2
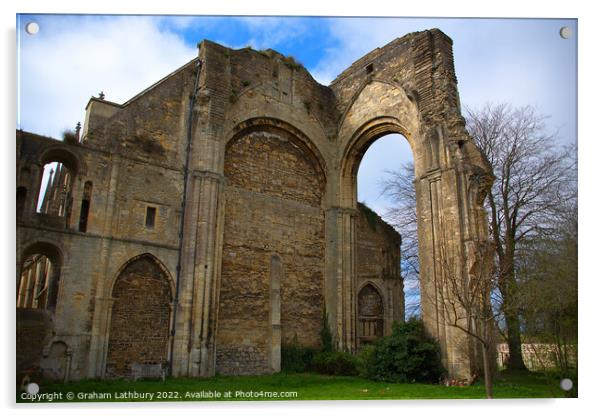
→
(106, 256, 172, 378)
(217, 128, 325, 375)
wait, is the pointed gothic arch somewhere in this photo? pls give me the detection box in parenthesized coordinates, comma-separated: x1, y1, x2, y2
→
(105, 253, 173, 378)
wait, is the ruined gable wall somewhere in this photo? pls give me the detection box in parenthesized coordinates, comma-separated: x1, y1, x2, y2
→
(225, 46, 339, 142)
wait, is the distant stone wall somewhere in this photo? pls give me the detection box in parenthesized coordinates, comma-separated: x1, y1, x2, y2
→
(497, 343, 577, 370)
(356, 203, 401, 281)
(217, 128, 325, 375)
(355, 203, 404, 342)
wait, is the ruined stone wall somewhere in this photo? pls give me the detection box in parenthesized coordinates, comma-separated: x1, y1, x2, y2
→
(83, 60, 197, 168)
(226, 46, 338, 142)
(217, 128, 325, 375)
(16, 74, 186, 379)
(16, 29, 490, 381)
(356, 203, 401, 282)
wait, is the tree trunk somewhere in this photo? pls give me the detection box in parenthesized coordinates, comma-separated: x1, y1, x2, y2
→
(499, 250, 528, 371)
(482, 342, 493, 399)
(504, 310, 527, 370)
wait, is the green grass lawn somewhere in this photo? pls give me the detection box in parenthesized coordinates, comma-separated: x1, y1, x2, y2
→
(17, 370, 575, 403)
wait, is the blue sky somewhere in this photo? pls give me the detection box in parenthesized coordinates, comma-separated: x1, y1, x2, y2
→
(17, 15, 577, 217)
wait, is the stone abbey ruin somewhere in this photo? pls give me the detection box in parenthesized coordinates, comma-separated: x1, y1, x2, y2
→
(16, 28, 492, 382)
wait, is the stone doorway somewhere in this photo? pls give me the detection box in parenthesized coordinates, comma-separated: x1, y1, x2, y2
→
(357, 283, 384, 346)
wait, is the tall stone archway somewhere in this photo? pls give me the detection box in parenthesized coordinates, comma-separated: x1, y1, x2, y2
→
(331, 30, 493, 379)
(105, 254, 173, 378)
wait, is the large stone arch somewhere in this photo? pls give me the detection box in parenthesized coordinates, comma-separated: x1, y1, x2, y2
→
(331, 30, 493, 380)
(226, 117, 328, 183)
(215, 119, 326, 375)
(38, 145, 83, 176)
(105, 253, 173, 378)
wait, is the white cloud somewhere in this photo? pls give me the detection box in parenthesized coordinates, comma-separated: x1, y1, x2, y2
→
(234, 16, 311, 50)
(18, 15, 197, 139)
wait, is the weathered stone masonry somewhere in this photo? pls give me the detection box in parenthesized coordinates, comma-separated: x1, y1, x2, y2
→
(16, 28, 491, 381)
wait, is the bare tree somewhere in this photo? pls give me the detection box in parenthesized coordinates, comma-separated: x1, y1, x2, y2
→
(465, 103, 576, 371)
(517, 197, 577, 373)
(379, 162, 420, 318)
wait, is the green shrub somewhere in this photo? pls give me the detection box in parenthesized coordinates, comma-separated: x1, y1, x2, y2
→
(356, 343, 377, 378)
(281, 344, 317, 373)
(312, 351, 358, 376)
(362, 318, 445, 383)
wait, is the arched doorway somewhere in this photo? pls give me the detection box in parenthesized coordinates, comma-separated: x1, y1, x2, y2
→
(105, 254, 172, 378)
(357, 283, 384, 346)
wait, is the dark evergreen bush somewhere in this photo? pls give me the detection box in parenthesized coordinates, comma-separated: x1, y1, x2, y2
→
(312, 351, 359, 376)
(281, 344, 317, 373)
(360, 318, 445, 383)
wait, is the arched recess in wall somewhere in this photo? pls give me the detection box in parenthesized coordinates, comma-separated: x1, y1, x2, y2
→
(357, 282, 384, 346)
(105, 254, 173, 378)
(225, 117, 328, 181)
(17, 241, 63, 311)
(216, 118, 326, 375)
(36, 147, 82, 221)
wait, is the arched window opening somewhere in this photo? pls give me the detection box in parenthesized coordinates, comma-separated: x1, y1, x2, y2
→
(18, 242, 62, 311)
(17, 254, 55, 309)
(78, 181, 92, 232)
(36, 162, 73, 218)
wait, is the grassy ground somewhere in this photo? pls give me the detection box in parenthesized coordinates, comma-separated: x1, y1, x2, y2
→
(17, 370, 575, 403)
